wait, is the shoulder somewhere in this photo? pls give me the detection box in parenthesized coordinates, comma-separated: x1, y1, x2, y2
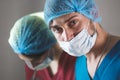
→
(108, 35, 120, 65)
(111, 35, 120, 42)
(108, 35, 120, 51)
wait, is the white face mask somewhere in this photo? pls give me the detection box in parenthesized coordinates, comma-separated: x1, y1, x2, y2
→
(58, 23, 97, 56)
(25, 57, 53, 71)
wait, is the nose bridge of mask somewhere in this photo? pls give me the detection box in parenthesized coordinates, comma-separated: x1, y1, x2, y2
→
(70, 20, 90, 43)
(70, 29, 86, 42)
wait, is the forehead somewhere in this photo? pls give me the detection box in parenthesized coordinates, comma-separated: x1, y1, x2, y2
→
(50, 12, 88, 26)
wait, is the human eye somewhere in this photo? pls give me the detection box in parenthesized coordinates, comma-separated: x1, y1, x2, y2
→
(67, 19, 78, 28)
(51, 26, 63, 33)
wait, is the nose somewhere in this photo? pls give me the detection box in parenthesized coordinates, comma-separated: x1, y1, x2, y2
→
(61, 29, 74, 41)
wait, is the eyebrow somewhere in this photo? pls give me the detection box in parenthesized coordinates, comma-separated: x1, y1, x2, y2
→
(50, 25, 60, 29)
(64, 15, 78, 23)
(50, 15, 78, 29)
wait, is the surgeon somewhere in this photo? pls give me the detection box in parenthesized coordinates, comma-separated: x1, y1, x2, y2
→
(8, 12, 76, 80)
(44, 0, 120, 80)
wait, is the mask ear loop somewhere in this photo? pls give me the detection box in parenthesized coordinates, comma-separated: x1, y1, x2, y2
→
(86, 20, 90, 30)
(92, 23, 97, 37)
(31, 69, 37, 80)
(89, 20, 97, 37)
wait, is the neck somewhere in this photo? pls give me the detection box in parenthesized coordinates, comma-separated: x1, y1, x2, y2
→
(86, 24, 111, 78)
(86, 24, 109, 59)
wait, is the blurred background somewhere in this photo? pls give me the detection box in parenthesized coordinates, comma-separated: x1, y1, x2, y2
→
(0, 0, 120, 80)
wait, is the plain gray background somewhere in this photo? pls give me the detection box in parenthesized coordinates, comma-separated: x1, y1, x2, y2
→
(0, 0, 120, 80)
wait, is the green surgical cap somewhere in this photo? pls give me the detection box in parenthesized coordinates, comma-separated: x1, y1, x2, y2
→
(8, 12, 57, 55)
(44, 0, 101, 25)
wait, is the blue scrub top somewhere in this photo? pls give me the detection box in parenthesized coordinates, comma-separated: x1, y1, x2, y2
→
(75, 40, 120, 80)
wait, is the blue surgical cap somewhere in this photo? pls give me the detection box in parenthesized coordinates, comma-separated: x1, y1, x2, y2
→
(8, 12, 57, 55)
(44, 0, 101, 25)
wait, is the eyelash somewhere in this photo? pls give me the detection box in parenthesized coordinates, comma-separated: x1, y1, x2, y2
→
(52, 26, 63, 33)
(51, 18, 79, 33)
(68, 19, 78, 28)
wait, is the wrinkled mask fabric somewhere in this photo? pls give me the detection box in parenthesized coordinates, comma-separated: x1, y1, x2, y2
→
(25, 57, 53, 71)
(58, 24, 97, 56)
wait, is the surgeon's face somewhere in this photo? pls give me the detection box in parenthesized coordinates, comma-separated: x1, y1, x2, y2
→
(18, 50, 49, 67)
(50, 12, 93, 42)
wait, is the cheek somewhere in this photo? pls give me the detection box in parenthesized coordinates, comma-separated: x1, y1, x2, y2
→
(72, 25, 83, 35)
(54, 33, 63, 41)
(73, 20, 84, 32)
(73, 27, 81, 34)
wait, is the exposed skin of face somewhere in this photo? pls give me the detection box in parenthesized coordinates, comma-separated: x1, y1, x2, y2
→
(50, 12, 95, 42)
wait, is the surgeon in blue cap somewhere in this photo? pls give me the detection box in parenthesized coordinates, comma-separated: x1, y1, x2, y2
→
(44, 0, 120, 80)
(8, 12, 76, 80)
